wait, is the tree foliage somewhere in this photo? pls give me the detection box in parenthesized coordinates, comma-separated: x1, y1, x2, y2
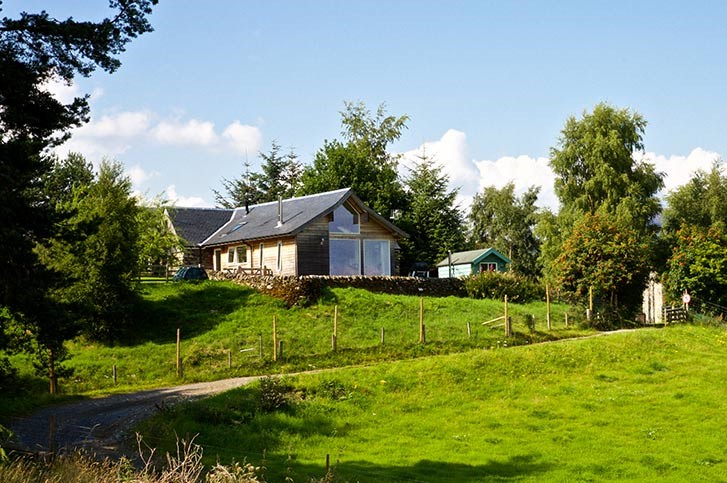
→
(663, 225, 727, 308)
(0, 1, 156, 389)
(37, 161, 142, 342)
(470, 183, 541, 278)
(397, 152, 467, 271)
(663, 161, 727, 233)
(300, 102, 407, 219)
(549, 102, 664, 234)
(214, 141, 303, 208)
(542, 103, 662, 317)
(552, 213, 650, 323)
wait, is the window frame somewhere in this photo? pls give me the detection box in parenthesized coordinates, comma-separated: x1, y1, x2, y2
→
(329, 238, 361, 275)
(363, 239, 391, 276)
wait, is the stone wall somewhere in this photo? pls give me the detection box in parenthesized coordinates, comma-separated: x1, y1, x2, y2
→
(209, 271, 465, 306)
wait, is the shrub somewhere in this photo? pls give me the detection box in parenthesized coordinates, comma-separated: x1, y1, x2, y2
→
(463, 271, 542, 303)
(259, 377, 294, 412)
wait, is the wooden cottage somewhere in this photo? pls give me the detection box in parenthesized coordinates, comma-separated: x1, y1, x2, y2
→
(166, 188, 408, 276)
(436, 248, 510, 278)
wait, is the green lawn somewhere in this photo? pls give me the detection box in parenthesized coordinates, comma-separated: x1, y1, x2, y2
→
(137, 324, 727, 482)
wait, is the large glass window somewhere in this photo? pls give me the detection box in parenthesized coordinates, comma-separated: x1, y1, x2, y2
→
(329, 204, 360, 234)
(364, 240, 390, 276)
(329, 239, 361, 275)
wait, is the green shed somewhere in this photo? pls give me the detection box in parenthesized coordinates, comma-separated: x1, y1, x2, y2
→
(436, 248, 511, 278)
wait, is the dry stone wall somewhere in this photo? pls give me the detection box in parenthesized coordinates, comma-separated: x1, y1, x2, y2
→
(209, 271, 465, 307)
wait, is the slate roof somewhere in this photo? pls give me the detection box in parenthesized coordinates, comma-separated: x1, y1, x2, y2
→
(200, 188, 407, 247)
(435, 248, 511, 267)
(166, 207, 233, 245)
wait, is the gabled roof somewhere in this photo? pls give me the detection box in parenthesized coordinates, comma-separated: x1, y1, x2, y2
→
(200, 188, 407, 247)
(166, 207, 234, 245)
(435, 248, 511, 267)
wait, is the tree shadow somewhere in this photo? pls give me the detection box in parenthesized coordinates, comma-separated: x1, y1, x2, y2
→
(260, 453, 553, 482)
(119, 283, 256, 345)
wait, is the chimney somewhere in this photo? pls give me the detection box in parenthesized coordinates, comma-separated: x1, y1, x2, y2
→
(245, 197, 249, 215)
(277, 196, 283, 226)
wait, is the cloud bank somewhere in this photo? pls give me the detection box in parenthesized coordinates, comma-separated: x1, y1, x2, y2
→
(403, 131, 723, 214)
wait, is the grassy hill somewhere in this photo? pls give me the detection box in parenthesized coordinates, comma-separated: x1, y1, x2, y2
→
(6, 280, 588, 405)
(136, 324, 727, 482)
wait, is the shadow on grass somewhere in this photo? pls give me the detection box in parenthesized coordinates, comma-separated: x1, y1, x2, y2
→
(262, 454, 553, 482)
(120, 283, 257, 345)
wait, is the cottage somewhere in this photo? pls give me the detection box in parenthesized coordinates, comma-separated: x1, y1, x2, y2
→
(436, 248, 510, 278)
(166, 188, 408, 276)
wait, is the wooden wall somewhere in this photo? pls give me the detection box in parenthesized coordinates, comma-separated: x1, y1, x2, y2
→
(297, 217, 330, 275)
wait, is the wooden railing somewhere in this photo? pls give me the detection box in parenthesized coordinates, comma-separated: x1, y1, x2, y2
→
(223, 266, 273, 277)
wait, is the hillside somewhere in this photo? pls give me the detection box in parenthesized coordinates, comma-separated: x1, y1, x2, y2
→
(5, 281, 589, 404)
(136, 324, 727, 482)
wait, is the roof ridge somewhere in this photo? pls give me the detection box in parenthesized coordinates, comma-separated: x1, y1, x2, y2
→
(241, 187, 351, 211)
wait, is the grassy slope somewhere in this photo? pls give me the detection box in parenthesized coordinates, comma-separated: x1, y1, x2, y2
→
(9, 281, 588, 398)
(138, 325, 727, 482)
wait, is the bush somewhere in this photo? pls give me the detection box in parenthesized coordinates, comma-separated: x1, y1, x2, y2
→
(463, 271, 543, 303)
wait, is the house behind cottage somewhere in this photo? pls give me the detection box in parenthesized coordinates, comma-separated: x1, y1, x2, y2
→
(436, 248, 511, 278)
(166, 188, 407, 277)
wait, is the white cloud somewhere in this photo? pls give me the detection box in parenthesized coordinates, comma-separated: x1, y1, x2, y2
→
(163, 185, 212, 208)
(474, 155, 558, 211)
(402, 130, 558, 212)
(151, 119, 218, 146)
(126, 164, 158, 187)
(401, 128, 480, 194)
(80, 111, 152, 138)
(640, 147, 721, 194)
(40, 77, 79, 104)
(222, 121, 263, 154)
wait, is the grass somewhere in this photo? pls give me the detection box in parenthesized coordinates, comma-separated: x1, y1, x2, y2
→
(136, 324, 727, 482)
(4, 281, 590, 406)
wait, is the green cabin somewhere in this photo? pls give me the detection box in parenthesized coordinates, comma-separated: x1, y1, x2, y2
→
(436, 248, 511, 278)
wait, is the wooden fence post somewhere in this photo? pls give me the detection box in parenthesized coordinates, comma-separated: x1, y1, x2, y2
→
(176, 328, 182, 378)
(380, 327, 385, 345)
(228, 349, 232, 369)
(113, 364, 117, 384)
(565, 313, 569, 327)
(332, 305, 338, 352)
(546, 284, 552, 330)
(419, 297, 425, 343)
(504, 295, 511, 337)
(467, 321, 471, 338)
(273, 316, 278, 362)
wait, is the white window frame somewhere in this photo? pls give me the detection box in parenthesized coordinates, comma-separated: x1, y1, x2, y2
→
(276, 241, 283, 272)
(259, 243, 264, 269)
(480, 262, 497, 272)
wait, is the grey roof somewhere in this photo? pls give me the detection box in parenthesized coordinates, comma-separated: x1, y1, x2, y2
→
(201, 188, 407, 247)
(435, 248, 511, 267)
(166, 207, 233, 245)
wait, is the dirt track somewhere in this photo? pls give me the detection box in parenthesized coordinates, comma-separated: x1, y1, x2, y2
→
(7, 376, 260, 458)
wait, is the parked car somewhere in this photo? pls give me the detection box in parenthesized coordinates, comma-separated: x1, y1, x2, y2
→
(172, 266, 208, 281)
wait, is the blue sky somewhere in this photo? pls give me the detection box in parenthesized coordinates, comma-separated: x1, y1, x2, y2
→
(9, 1, 727, 210)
